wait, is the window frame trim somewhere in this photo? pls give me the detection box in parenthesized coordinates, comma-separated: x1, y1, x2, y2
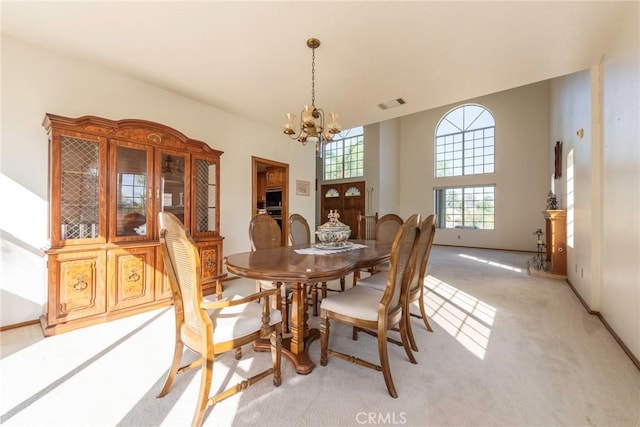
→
(434, 184, 496, 230)
(434, 103, 496, 178)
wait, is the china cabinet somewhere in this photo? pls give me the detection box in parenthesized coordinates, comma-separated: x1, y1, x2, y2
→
(42, 114, 224, 335)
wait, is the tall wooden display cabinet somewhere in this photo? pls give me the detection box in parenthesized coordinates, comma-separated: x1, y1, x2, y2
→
(42, 114, 224, 335)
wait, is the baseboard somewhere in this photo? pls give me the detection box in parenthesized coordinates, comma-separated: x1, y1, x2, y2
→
(0, 319, 40, 332)
(434, 243, 536, 254)
(566, 278, 640, 371)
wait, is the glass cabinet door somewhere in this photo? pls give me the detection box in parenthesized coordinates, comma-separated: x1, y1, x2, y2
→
(157, 149, 188, 226)
(192, 155, 219, 236)
(109, 140, 153, 241)
(53, 130, 107, 246)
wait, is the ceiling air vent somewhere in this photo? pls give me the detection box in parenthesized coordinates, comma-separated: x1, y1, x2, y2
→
(378, 98, 406, 110)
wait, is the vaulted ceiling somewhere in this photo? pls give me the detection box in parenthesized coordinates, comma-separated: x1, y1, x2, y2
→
(1, 1, 631, 130)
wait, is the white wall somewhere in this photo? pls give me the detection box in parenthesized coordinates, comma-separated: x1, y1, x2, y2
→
(549, 4, 639, 361)
(363, 123, 381, 216)
(0, 36, 317, 326)
(600, 7, 639, 359)
(549, 70, 594, 305)
(397, 82, 551, 251)
(378, 119, 401, 215)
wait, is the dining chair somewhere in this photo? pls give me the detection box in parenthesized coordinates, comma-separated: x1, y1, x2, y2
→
(356, 214, 437, 352)
(353, 213, 403, 285)
(250, 213, 290, 333)
(289, 213, 347, 314)
(157, 212, 282, 427)
(319, 214, 419, 398)
(288, 213, 322, 316)
(375, 214, 404, 244)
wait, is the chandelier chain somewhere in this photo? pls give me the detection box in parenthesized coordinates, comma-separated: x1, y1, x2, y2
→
(311, 47, 316, 107)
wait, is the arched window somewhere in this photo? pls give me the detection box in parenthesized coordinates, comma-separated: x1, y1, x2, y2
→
(344, 186, 361, 197)
(435, 104, 495, 177)
(324, 188, 339, 198)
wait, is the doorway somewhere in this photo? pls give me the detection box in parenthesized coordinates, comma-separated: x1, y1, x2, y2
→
(251, 156, 289, 246)
(320, 181, 365, 233)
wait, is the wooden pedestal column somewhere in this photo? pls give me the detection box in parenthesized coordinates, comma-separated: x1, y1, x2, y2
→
(544, 210, 567, 276)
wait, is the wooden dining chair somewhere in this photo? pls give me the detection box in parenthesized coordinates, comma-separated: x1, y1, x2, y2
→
(250, 213, 290, 332)
(372, 213, 404, 271)
(288, 213, 320, 314)
(157, 212, 282, 427)
(375, 214, 404, 244)
(356, 214, 437, 352)
(320, 214, 419, 398)
(405, 214, 437, 348)
(289, 213, 345, 314)
(353, 213, 403, 285)
(288, 213, 311, 246)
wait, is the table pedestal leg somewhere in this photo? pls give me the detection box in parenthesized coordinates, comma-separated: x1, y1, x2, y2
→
(253, 281, 319, 374)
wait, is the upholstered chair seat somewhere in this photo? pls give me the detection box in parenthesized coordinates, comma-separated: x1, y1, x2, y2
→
(318, 285, 384, 321)
(207, 296, 283, 343)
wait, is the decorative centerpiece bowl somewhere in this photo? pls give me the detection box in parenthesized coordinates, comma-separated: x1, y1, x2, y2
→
(316, 210, 351, 247)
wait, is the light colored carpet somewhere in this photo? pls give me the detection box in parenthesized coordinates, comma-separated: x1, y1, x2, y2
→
(1, 246, 638, 427)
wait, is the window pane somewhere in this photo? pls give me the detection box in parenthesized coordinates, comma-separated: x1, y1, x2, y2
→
(435, 185, 495, 230)
(435, 104, 495, 178)
(323, 127, 364, 181)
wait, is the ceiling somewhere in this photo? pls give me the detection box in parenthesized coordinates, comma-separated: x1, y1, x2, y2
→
(1, 1, 631, 131)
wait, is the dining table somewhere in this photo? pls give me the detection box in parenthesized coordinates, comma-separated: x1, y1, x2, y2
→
(224, 239, 391, 374)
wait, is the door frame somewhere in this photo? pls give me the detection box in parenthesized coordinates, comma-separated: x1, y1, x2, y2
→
(251, 156, 289, 246)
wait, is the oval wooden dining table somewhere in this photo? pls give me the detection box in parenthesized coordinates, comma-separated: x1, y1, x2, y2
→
(225, 240, 391, 374)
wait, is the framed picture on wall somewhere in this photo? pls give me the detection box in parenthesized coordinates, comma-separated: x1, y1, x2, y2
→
(296, 180, 310, 196)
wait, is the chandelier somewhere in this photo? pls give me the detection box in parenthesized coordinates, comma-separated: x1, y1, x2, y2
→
(283, 38, 341, 150)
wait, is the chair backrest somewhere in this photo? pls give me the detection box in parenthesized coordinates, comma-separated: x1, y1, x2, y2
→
(158, 211, 210, 349)
(380, 214, 419, 315)
(375, 213, 403, 244)
(407, 214, 437, 294)
(288, 213, 310, 246)
(356, 211, 378, 240)
(249, 213, 282, 250)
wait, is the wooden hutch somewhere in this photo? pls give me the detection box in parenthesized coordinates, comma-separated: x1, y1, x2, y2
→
(41, 114, 224, 336)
